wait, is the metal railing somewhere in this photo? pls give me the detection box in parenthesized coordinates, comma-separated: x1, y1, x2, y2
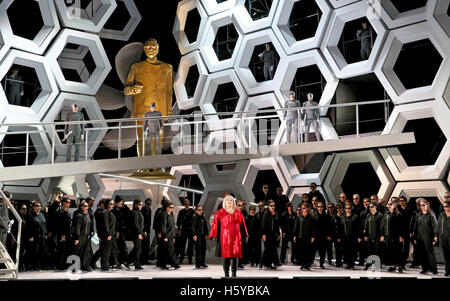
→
(0, 189, 22, 279)
(0, 99, 391, 167)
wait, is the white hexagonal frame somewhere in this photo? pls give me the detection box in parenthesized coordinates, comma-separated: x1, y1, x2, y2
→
(380, 100, 450, 181)
(390, 181, 449, 204)
(379, 0, 437, 29)
(275, 152, 335, 188)
(100, 0, 142, 41)
(0, 50, 59, 122)
(200, 10, 244, 72)
(0, 0, 60, 55)
(46, 29, 112, 96)
(234, 28, 288, 95)
(0, 178, 51, 204)
(272, 0, 332, 54)
(54, 0, 117, 33)
(322, 150, 395, 204)
(42, 92, 108, 159)
(173, 0, 209, 55)
(0, 25, 11, 62)
(275, 49, 339, 117)
(431, 0, 450, 37)
(200, 0, 237, 16)
(321, 0, 388, 79)
(174, 50, 209, 110)
(375, 20, 450, 105)
(241, 92, 283, 147)
(232, 0, 280, 34)
(199, 69, 247, 131)
(242, 157, 289, 203)
(0, 124, 52, 168)
(163, 165, 205, 205)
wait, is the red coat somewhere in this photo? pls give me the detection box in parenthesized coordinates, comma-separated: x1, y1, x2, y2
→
(209, 208, 248, 258)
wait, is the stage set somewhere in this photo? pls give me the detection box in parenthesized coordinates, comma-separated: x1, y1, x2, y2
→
(0, 0, 450, 285)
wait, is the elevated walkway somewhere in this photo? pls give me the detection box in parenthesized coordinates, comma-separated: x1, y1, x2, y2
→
(0, 133, 414, 182)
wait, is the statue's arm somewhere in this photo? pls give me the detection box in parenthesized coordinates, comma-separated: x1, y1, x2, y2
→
(124, 64, 141, 95)
(166, 64, 173, 116)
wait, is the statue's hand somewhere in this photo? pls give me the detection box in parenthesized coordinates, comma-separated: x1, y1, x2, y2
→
(132, 83, 143, 94)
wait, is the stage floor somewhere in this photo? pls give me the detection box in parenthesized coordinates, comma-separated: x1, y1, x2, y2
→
(15, 262, 448, 280)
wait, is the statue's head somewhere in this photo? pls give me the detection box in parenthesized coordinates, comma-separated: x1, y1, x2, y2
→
(144, 38, 159, 59)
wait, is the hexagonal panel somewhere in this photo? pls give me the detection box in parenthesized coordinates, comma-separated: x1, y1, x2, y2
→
(0, 26, 10, 61)
(200, 11, 244, 72)
(0, 50, 59, 122)
(242, 157, 289, 203)
(54, 0, 117, 33)
(173, 0, 209, 55)
(100, 0, 142, 41)
(327, 73, 390, 137)
(57, 44, 97, 84)
(273, 0, 331, 54)
(200, 0, 237, 16)
(390, 180, 449, 205)
(46, 29, 112, 96)
(0, 178, 51, 204)
(199, 69, 247, 131)
(431, 0, 450, 38)
(276, 49, 338, 119)
(0, 124, 52, 168)
(275, 152, 334, 188)
(341, 162, 382, 199)
(0, 0, 60, 55)
(164, 165, 205, 206)
(379, 0, 437, 29)
(323, 150, 395, 204)
(381, 100, 450, 181)
(375, 21, 450, 105)
(174, 51, 209, 110)
(393, 39, 442, 90)
(241, 92, 283, 147)
(232, 0, 280, 34)
(42, 92, 107, 160)
(234, 28, 287, 95)
(321, 1, 388, 78)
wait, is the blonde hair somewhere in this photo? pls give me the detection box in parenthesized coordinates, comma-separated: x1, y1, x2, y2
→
(223, 195, 236, 214)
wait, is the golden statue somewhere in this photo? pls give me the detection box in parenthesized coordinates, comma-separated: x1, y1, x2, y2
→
(124, 38, 173, 157)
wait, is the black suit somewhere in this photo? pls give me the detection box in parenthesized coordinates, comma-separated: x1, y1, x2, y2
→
(294, 214, 316, 268)
(338, 214, 362, 268)
(160, 211, 178, 266)
(24, 212, 47, 270)
(141, 206, 152, 264)
(245, 214, 261, 265)
(191, 214, 209, 266)
(436, 212, 450, 274)
(261, 211, 280, 267)
(280, 211, 296, 264)
(413, 213, 438, 272)
(176, 208, 195, 262)
(72, 212, 92, 270)
(55, 209, 71, 270)
(381, 211, 403, 267)
(128, 209, 144, 268)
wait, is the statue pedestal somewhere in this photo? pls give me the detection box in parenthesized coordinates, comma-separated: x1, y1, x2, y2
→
(129, 169, 175, 180)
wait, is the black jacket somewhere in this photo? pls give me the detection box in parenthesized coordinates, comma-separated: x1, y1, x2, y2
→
(364, 211, 383, 241)
(25, 212, 47, 240)
(160, 211, 176, 239)
(308, 190, 325, 205)
(294, 214, 316, 240)
(380, 211, 403, 240)
(72, 212, 91, 241)
(191, 214, 209, 237)
(55, 209, 71, 237)
(46, 201, 61, 233)
(261, 211, 280, 237)
(130, 209, 144, 237)
(153, 207, 164, 233)
(280, 211, 296, 236)
(97, 209, 116, 238)
(314, 212, 332, 239)
(436, 212, 450, 240)
(338, 214, 362, 240)
(177, 208, 195, 232)
(414, 212, 438, 241)
(141, 206, 152, 235)
(245, 215, 261, 240)
(274, 194, 289, 216)
(113, 205, 130, 233)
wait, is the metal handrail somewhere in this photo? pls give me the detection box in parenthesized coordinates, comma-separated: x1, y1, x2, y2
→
(0, 99, 390, 127)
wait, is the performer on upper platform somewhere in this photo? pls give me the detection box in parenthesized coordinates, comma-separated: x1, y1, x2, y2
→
(124, 38, 173, 157)
(302, 93, 322, 142)
(210, 195, 248, 278)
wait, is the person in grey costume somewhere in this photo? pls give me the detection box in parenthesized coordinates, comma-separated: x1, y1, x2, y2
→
(6, 67, 24, 106)
(302, 93, 321, 142)
(284, 91, 301, 143)
(144, 102, 163, 155)
(259, 44, 276, 81)
(65, 103, 85, 162)
(356, 21, 373, 61)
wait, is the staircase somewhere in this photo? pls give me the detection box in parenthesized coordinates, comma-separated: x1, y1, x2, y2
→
(0, 241, 16, 279)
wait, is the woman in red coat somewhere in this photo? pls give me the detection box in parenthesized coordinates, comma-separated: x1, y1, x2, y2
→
(210, 195, 248, 277)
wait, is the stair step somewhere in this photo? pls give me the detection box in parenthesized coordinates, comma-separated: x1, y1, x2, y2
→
(0, 258, 14, 263)
(0, 269, 16, 274)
